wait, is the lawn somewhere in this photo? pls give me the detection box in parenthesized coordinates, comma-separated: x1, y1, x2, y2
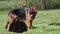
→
(0, 9, 60, 34)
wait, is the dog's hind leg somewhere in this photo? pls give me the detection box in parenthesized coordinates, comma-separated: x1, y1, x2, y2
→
(7, 13, 17, 30)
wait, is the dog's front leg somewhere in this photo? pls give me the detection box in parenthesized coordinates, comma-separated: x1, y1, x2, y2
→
(26, 11, 31, 31)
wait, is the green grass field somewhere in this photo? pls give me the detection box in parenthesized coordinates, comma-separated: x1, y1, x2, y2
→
(0, 9, 60, 34)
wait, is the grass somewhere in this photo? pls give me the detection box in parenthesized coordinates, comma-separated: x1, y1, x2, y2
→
(0, 9, 60, 34)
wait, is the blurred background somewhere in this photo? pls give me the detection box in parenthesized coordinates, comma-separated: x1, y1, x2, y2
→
(0, 0, 60, 11)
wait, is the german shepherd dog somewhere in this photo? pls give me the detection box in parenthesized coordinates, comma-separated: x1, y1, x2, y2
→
(5, 8, 31, 33)
(5, 4, 37, 33)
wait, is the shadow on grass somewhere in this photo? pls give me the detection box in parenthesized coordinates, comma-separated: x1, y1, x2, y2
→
(31, 26, 38, 29)
(48, 23, 60, 26)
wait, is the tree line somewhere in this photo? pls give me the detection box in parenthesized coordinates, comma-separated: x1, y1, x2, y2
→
(0, 0, 60, 10)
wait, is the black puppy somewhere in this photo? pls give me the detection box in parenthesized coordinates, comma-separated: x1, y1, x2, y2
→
(8, 17, 27, 33)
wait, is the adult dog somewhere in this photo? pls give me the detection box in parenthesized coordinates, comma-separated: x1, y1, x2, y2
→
(5, 4, 37, 33)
